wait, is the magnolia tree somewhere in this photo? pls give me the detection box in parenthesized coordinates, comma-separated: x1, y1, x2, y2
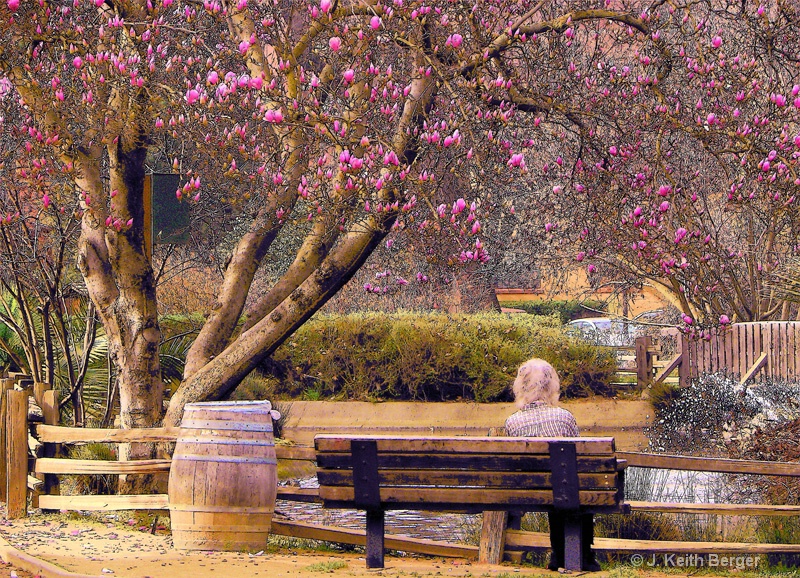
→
(520, 1, 800, 332)
(0, 108, 104, 425)
(6, 0, 764, 439)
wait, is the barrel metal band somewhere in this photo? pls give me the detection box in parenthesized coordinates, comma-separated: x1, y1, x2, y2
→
(176, 437, 276, 446)
(170, 504, 275, 513)
(181, 420, 274, 432)
(172, 454, 278, 465)
(175, 525, 273, 533)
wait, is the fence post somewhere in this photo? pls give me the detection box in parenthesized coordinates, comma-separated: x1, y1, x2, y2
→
(0, 379, 14, 503)
(6, 389, 29, 519)
(636, 336, 654, 389)
(33, 381, 50, 408)
(678, 333, 690, 387)
(479, 426, 508, 564)
(40, 389, 61, 507)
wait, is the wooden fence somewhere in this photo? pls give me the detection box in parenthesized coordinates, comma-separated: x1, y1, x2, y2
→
(5, 379, 800, 563)
(628, 322, 800, 389)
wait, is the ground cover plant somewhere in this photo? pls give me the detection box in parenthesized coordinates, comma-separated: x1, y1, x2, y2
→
(231, 312, 618, 402)
(646, 373, 800, 455)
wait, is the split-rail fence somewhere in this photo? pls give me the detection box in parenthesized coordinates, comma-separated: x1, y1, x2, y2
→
(4, 376, 800, 564)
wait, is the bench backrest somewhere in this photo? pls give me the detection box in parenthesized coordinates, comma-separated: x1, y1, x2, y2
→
(315, 435, 626, 514)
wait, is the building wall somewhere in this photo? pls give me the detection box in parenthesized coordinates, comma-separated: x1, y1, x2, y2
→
(495, 272, 672, 318)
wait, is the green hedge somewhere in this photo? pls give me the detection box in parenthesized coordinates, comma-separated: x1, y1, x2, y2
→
(236, 312, 617, 403)
(500, 299, 607, 323)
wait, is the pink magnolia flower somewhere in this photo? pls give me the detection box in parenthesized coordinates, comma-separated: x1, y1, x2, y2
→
(329, 36, 341, 51)
(343, 69, 355, 84)
(72, 56, 83, 68)
(446, 34, 463, 48)
(711, 35, 722, 48)
(7, 0, 19, 10)
(719, 315, 730, 325)
(320, 0, 331, 13)
(370, 16, 381, 29)
(186, 89, 200, 104)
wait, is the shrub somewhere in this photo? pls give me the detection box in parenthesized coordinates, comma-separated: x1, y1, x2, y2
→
(646, 372, 764, 455)
(500, 299, 607, 323)
(62, 443, 117, 496)
(248, 312, 617, 402)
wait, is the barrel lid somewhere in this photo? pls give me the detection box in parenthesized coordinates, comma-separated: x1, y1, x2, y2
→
(184, 400, 272, 412)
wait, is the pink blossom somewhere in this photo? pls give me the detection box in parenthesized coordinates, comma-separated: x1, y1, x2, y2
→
(719, 315, 730, 325)
(72, 56, 83, 68)
(7, 0, 19, 10)
(370, 16, 381, 29)
(446, 34, 463, 48)
(343, 69, 355, 84)
(682, 314, 693, 325)
(238, 40, 250, 54)
(329, 37, 341, 51)
(711, 35, 722, 48)
(186, 89, 200, 104)
(587, 264, 596, 274)
(659, 201, 670, 212)
(207, 71, 219, 85)
(507, 153, 525, 168)
(320, 0, 331, 13)
(452, 198, 466, 214)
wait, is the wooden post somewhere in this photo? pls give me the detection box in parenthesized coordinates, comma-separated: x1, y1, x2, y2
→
(479, 426, 509, 565)
(678, 332, 690, 387)
(636, 336, 653, 389)
(0, 379, 14, 502)
(39, 389, 60, 508)
(6, 389, 29, 518)
(33, 382, 50, 408)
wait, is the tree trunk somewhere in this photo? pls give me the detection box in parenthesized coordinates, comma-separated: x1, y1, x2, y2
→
(75, 144, 164, 481)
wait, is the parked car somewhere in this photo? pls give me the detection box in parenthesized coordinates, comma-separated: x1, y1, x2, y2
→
(566, 317, 634, 346)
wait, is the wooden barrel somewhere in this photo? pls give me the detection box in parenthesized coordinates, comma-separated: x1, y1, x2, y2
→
(168, 401, 278, 551)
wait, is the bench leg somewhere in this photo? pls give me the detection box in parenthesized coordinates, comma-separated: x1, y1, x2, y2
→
(563, 514, 583, 571)
(365, 509, 385, 568)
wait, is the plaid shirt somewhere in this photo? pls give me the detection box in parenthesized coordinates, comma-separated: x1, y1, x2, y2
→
(504, 401, 579, 437)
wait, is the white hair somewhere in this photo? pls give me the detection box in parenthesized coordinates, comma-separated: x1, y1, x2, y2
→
(512, 358, 560, 408)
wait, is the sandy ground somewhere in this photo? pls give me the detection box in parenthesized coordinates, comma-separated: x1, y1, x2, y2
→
(0, 506, 708, 578)
(0, 511, 568, 578)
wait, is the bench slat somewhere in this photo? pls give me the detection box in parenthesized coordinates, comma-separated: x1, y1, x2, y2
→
(319, 486, 622, 509)
(315, 435, 615, 455)
(317, 453, 620, 473)
(317, 469, 618, 490)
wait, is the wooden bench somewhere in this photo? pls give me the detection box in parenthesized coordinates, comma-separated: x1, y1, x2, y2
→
(315, 434, 628, 570)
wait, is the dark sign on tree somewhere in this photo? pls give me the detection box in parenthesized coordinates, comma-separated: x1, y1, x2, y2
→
(144, 173, 190, 251)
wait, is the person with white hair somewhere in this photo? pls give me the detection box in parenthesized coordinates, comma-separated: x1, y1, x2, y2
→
(504, 358, 600, 572)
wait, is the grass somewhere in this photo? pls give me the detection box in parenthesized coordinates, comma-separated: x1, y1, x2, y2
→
(303, 560, 349, 572)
